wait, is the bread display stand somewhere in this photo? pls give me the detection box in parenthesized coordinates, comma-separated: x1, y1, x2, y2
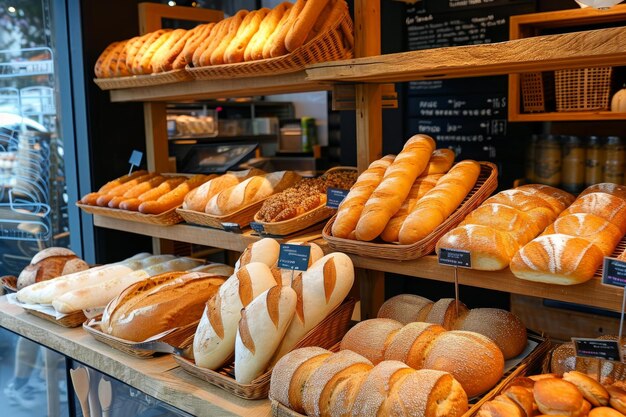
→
(322, 162, 498, 261)
(5, 293, 86, 328)
(173, 298, 355, 400)
(269, 333, 550, 417)
(1, 275, 17, 293)
(93, 69, 193, 91)
(83, 317, 199, 359)
(77, 203, 184, 226)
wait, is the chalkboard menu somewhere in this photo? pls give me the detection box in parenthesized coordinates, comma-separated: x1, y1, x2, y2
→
(405, 0, 537, 182)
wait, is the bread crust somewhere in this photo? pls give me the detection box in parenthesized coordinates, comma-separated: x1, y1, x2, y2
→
(246, 2, 291, 61)
(225, 9, 269, 64)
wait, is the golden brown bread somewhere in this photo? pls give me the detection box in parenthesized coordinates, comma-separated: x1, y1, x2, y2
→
(114, 38, 135, 77)
(533, 378, 584, 417)
(94, 41, 119, 78)
(131, 30, 167, 75)
(80, 170, 149, 205)
(150, 29, 187, 73)
(157, 28, 197, 72)
(560, 192, 626, 233)
(224, 9, 269, 64)
(384, 322, 446, 369)
(178, 23, 214, 68)
(483, 189, 558, 229)
(107, 175, 166, 208)
(125, 33, 151, 72)
(210, 11, 248, 65)
(245, 2, 292, 61)
(182, 169, 264, 212)
(562, 371, 609, 407)
(118, 177, 187, 211)
(101, 41, 127, 78)
(543, 213, 623, 257)
(589, 407, 626, 417)
(424, 148, 456, 175)
(269, 0, 305, 57)
(515, 184, 575, 213)
(608, 385, 626, 414)
(194, 20, 229, 67)
(339, 318, 403, 365)
(502, 385, 535, 417)
(460, 203, 542, 245)
(425, 298, 469, 330)
(304, 0, 345, 45)
(377, 294, 434, 324)
(138, 30, 174, 74)
(96, 173, 158, 207)
(580, 183, 626, 201)
(285, 0, 331, 52)
(138, 174, 213, 214)
(17, 248, 89, 290)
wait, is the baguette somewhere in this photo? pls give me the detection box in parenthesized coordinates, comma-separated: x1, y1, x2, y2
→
(119, 176, 186, 211)
(80, 170, 149, 205)
(356, 135, 436, 242)
(182, 168, 264, 212)
(285, 0, 331, 52)
(193, 262, 280, 369)
(263, 3, 296, 59)
(176, 23, 214, 69)
(210, 11, 248, 66)
(269, 0, 305, 58)
(138, 30, 173, 74)
(94, 41, 120, 78)
(235, 285, 297, 384)
(138, 174, 213, 215)
(115, 37, 136, 77)
(101, 41, 127, 78)
(96, 173, 158, 207)
(246, 2, 292, 61)
(108, 175, 166, 208)
(125, 33, 151, 71)
(303, 0, 343, 45)
(225, 9, 269, 64)
(130, 30, 167, 75)
(205, 171, 301, 216)
(150, 29, 187, 73)
(195, 20, 229, 67)
(158, 28, 197, 72)
(331, 155, 395, 239)
(398, 160, 480, 245)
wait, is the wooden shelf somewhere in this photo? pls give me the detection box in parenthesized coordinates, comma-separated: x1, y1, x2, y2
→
(109, 71, 332, 103)
(305, 26, 626, 84)
(509, 111, 626, 122)
(0, 298, 269, 417)
(94, 215, 625, 313)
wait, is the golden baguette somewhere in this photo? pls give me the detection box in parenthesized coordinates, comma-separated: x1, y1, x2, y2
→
(270, 0, 305, 58)
(138, 30, 173, 74)
(196, 19, 230, 67)
(263, 3, 295, 59)
(285, 0, 331, 52)
(224, 9, 269, 64)
(101, 41, 126, 78)
(94, 41, 119, 78)
(150, 29, 187, 73)
(159, 27, 197, 71)
(210, 10, 248, 65)
(246, 2, 291, 61)
(175, 23, 213, 68)
(130, 30, 166, 74)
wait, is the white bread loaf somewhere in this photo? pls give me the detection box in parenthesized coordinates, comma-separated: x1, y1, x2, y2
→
(377, 294, 434, 324)
(356, 135, 436, 241)
(235, 238, 280, 271)
(543, 213, 623, 257)
(459, 203, 541, 245)
(340, 318, 404, 365)
(235, 285, 297, 384)
(580, 183, 626, 201)
(272, 252, 355, 362)
(52, 257, 203, 313)
(399, 160, 481, 245)
(332, 155, 395, 239)
(193, 262, 280, 369)
(560, 192, 626, 233)
(17, 247, 89, 290)
(205, 171, 301, 216)
(182, 168, 264, 212)
(191, 262, 234, 277)
(510, 234, 605, 285)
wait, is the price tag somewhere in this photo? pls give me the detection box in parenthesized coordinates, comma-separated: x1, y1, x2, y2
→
(278, 244, 311, 271)
(128, 150, 143, 173)
(603, 257, 626, 288)
(221, 222, 242, 234)
(438, 248, 471, 268)
(326, 188, 350, 209)
(572, 338, 622, 362)
(249, 222, 265, 234)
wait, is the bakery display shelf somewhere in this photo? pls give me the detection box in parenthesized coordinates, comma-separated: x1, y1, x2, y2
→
(508, 111, 626, 122)
(305, 26, 626, 84)
(0, 298, 270, 417)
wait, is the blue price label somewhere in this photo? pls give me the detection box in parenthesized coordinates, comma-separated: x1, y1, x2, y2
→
(128, 150, 143, 167)
(326, 188, 350, 209)
(249, 222, 265, 234)
(221, 222, 242, 234)
(572, 337, 622, 362)
(278, 244, 311, 271)
(438, 248, 471, 268)
(602, 257, 626, 288)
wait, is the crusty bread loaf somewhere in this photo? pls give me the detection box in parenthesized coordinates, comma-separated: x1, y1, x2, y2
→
(235, 285, 296, 384)
(483, 189, 558, 229)
(510, 234, 605, 285)
(543, 213, 622, 257)
(178, 23, 214, 69)
(303, 0, 344, 45)
(210, 10, 248, 65)
(17, 247, 89, 290)
(130, 30, 168, 75)
(194, 19, 228, 67)
(193, 262, 280, 369)
(436, 224, 520, 271)
(608, 385, 626, 414)
(377, 294, 434, 324)
(158, 27, 198, 72)
(357, 135, 436, 241)
(125, 33, 152, 72)
(96, 173, 158, 207)
(94, 42, 120, 78)
(235, 238, 281, 271)
(424, 148, 455, 175)
(139, 30, 174, 74)
(580, 183, 626, 201)
(246, 2, 292, 61)
(190, 262, 234, 277)
(560, 192, 626, 233)
(150, 29, 187, 73)
(515, 184, 575, 213)
(205, 171, 301, 216)
(425, 298, 469, 330)
(399, 160, 481, 245)
(383, 322, 446, 369)
(332, 155, 395, 239)
(273, 253, 355, 362)
(460, 203, 541, 245)
(285, 0, 330, 52)
(101, 41, 126, 78)
(340, 318, 403, 365)
(102, 272, 224, 342)
(224, 9, 269, 64)
(182, 169, 264, 212)
(108, 175, 166, 208)
(269, 0, 305, 57)
(380, 174, 442, 243)
(326, 366, 372, 417)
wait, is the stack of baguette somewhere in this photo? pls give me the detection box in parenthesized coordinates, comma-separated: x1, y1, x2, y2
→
(510, 182, 626, 285)
(477, 372, 626, 417)
(339, 318, 504, 397)
(377, 294, 527, 360)
(270, 347, 469, 417)
(94, 0, 351, 78)
(79, 171, 214, 215)
(192, 238, 354, 384)
(331, 134, 481, 244)
(436, 184, 575, 271)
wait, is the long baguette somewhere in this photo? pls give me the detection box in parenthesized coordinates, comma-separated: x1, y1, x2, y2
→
(175, 23, 214, 69)
(224, 9, 269, 64)
(96, 173, 158, 207)
(285, 0, 331, 52)
(94, 42, 120, 78)
(130, 30, 166, 75)
(303, 0, 345, 45)
(263, 4, 295, 59)
(355, 135, 436, 241)
(195, 20, 229, 67)
(80, 170, 149, 205)
(108, 175, 166, 208)
(270, 0, 306, 58)
(138, 30, 173, 74)
(125, 33, 151, 71)
(246, 2, 292, 61)
(115, 38, 136, 77)
(138, 174, 213, 215)
(399, 160, 481, 244)
(101, 41, 127, 78)
(119, 176, 186, 211)
(159, 28, 197, 72)
(151, 29, 187, 73)
(210, 11, 248, 65)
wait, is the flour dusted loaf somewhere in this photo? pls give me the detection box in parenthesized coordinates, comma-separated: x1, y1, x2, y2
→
(182, 168, 264, 212)
(17, 247, 89, 290)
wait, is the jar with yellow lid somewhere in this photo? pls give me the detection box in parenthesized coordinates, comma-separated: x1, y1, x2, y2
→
(534, 135, 562, 186)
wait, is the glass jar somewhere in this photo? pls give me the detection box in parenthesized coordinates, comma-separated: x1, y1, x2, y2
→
(534, 135, 562, 186)
(561, 136, 585, 193)
(604, 136, 625, 184)
(585, 136, 605, 187)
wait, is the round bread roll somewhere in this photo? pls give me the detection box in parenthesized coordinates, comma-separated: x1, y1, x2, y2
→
(503, 385, 535, 417)
(425, 298, 469, 330)
(377, 294, 433, 324)
(340, 318, 403, 365)
(302, 350, 373, 417)
(18, 247, 89, 290)
(476, 400, 524, 417)
(378, 369, 468, 417)
(560, 192, 626, 233)
(422, 330, 505, 397)
(510, 234, 605, 285)
(516, 184, 575, 213)
(608, 385, 626, 415)
(580, 183, 626, 201)
(563, 371, 609, 406)
(269, 347, 331, 413)
(384, 322, 446, 369)
(543, 213, 623, 257)
(533, 378, 584, 417)
(460, 203, 541, 244)
(455, 308, 527, 360)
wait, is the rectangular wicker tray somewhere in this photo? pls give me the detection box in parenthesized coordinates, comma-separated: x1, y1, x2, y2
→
(23, 306, 86, 328)
(77, 203, 183, 226)
(177, 199, 266, 231)
(322, 162, 498, 261)
(172, 297, 356, 400)
(93, 68, 192, 91)
(83, 317, 199, 359)
(270, 333, 550, 417)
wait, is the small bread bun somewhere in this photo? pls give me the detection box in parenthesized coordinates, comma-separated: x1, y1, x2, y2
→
(377, 294, 433, 324)
(563, 371, 609, 406)
(425, 298, 469, 330)
(384, 322, 446, 369)
(551, 343, 577, 376)
(455, 308, 527, 360)
(589, 407, 626, 417)
(533, 378, 584, 416)
(340, 318, 403, 365)
(503, 385, 535, 417)
(423, 330, 505, 397)
(476, 401, 524, 417)
(504, 376, 535, 391)
(608, 385, 626, 414)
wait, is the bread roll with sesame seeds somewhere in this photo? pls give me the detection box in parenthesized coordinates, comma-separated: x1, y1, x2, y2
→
(383, 322, 446, 369)
(339, 318, 403, 365)
(425, 298, 469, 330)
(377, 294, 434, 324)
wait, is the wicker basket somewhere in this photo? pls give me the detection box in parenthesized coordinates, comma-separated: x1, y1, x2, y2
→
(555, 67, 613, 112)
(77, 203, 183, 226)
(83, 317, 199, 359)
(23, 307, 86, 328)
(93, 69, 192, 91)
(270, 334, 550, 417)
(188, 10, 353, 80)
(1, 276, 17, 293)
(521, 72, 555, 113)
(322, 162, 498, 261)
(253, 167, 358, 237)
(177, 199, 266, 231)
(172, 297, 356, 400)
